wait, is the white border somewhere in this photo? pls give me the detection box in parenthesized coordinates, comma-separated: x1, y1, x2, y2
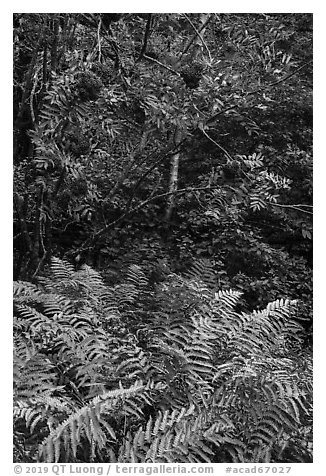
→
(3, 3, 324, 474)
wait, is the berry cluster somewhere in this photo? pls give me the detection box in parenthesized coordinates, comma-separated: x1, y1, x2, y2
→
(180, 63, 203, 89)
(75, 71, 103, 102)
(90, 62, 112, 87)
(222, 160, 241, 180)
(101, 13, 122, 29)
(131, 100, 146, 124)
(64, 129, 90, 157)
(70, 178, 88, 196)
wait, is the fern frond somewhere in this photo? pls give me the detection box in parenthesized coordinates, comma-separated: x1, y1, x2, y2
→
(39, 381, 149, 462)
(125, 265, 148, 289)
(49, 257, 76, 280)
(185, 258, 217, 289)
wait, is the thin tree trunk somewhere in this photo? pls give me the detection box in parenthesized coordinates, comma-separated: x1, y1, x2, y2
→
(50, 17, 59, 72)
(164, 14, 210, 225)
(165, 150, 180, 222)
(14, 192, 33, 279)
(31, 186, 43, 272)
(164, 127, 183, 223)
(14, 27, 44, 163)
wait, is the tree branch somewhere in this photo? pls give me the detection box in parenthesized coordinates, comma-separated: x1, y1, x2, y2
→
(74, 185, 217, 254)
(204, 59, 312, 127)
(182, 14, 212, 62)
(32, 251, 49, 279)
(143, 54, 180, 76)
(97, 17, 102, 62)
(15, 27, 45, 127)
(271, 203, 313, 215)
(200, 128, 233, 162)
(108, 140, 187, 214)
(180, 14, 212, 60)
(112, 185, 217, 226)
(50, 16, 59, 72)
(14, 191, 33, 254)
(106, 136, 184, 201)
(247, 59, 313, 96)
(137, 14, 152, 61)
(206, 104, 239, 125)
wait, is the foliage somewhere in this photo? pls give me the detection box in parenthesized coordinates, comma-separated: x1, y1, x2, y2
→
(14, 258, 312, 463)
(14, 14, 312, 279)
(13, 13, 313, 463)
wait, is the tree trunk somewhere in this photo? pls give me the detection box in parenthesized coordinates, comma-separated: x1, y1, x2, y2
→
(165, 150, 180, 222)
(164, 14, 210, 225)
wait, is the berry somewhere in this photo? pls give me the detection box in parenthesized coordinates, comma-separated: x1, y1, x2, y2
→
(75, 71, 103, 102)
(180, 63, 203, 89)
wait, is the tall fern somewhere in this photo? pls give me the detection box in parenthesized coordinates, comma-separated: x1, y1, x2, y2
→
(13, 257, 312, 463)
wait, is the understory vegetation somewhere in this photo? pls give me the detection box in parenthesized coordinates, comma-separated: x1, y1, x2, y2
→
(13, 13, 312, 462)
(14, 258, 312, 463)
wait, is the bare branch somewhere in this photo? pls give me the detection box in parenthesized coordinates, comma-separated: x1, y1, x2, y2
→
(143, 54, 180, 76)
(271, 203, 313, 215)
(265, 58, 312, 88)
(97, 17, 102, 62)
(31, 251, 48, 280)
(247, 59, 313, 96)
(78, 13, 99, 29)
(50, 16, 59, 72)
(74, 185, 217, 254)
(15, 27, 45, 127)
(182, 14, 212, 62)
(137, 14, 152, 61)
(200, 127, 233, 162)
(29, 66, 41, 126)
(181, 14, 212, 60)
(205, 60, 312, 126)
(109, 139, 187, 212)
(206, 104, 239, 125)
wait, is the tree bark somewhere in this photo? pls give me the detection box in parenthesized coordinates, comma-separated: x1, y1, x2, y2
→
(164, 149, 181, 222)
(164, 14, 210, 225)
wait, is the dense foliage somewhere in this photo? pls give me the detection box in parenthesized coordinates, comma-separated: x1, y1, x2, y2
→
(14, 258, 312, 463)
(13, 13, 312, 462)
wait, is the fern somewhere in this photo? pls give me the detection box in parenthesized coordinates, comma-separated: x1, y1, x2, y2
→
(39, 380, 164, 462)
(184, 258, 218, 290)
(14, 257, 312, 463)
